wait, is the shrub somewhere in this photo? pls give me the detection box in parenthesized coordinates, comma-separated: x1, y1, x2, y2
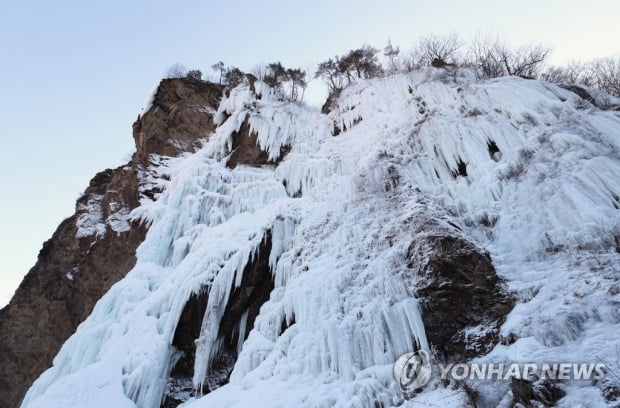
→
(223, 67, 245, 89)
(417, 33, 463, 67)
(315, 45, 383, 94)
(165, 63, 187, 78)
(468, 34, 550, 79)
(186, 69, 203, 81)
(591, 56, 620, 97)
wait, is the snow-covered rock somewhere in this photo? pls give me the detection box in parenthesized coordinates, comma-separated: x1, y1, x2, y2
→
(21, 69, 620, 408)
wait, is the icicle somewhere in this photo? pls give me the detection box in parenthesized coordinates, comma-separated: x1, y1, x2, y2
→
(237, 309, 249, 356)
(22, 69, 620, 408)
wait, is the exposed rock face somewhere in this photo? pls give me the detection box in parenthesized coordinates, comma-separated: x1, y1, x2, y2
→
(510, 377, 565, 407)
(0, 77, 222, 408)
(162, 233, 274, 407)
(0, 166, 146, 408)
(407, 222, 514, 362)
(133, 78, 222, 164)
(559, 84, 594, 103)
(320, 88, 341, 114)
(227, 118, 290, 169)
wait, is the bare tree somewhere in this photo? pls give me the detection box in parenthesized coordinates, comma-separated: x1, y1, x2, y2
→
(498, 44, 550, 78)
(541, 61, 595, 86)
(165, 63, 187, 78)
(542, 56, 620, 102)
(398, 48, 423, 72)
(467, 33, 505, 78)
(223, 67, 245, 89)
(468, 34, 550, 79)
(315, 58, 345, 93)
(418, 33, 462, 67)
(591, 57, 620, 97)
(541, 66, 570, 83)
(211, 61, 225, 85)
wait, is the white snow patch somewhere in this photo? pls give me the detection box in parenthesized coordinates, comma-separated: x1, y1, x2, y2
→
(75, 194, 106, 239)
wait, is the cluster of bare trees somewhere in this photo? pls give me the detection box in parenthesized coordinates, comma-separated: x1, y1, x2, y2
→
(164, 63, 188, 79)
(391, 33, 550, 79)
(165, 34, 619, 103)
(313, 34, 553, 96)
(164, 63, 205, 82)
(315, 33, 619, 99)
(542, 57, 620, 97)
(466, 34, 550, 79)
(419, 33, 463, 68)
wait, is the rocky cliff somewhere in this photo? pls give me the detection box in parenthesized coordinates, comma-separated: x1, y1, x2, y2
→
(6, 69, 620, 408)
(0, 77, 222, 408)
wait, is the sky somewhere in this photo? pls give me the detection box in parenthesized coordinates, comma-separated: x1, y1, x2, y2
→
(1, 0, 619, 307)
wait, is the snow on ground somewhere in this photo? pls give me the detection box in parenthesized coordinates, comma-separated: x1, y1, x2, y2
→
(22, 68, 620, 408)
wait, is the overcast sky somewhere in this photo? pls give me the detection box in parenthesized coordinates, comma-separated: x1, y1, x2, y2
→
(1, 0, 619, 307)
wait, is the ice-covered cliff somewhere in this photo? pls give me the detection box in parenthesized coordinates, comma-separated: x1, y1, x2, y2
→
(17, 68, 620, 407)
(0, 77, 222, 408)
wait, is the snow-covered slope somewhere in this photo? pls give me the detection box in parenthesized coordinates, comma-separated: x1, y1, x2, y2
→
(22, 70, 620, 407)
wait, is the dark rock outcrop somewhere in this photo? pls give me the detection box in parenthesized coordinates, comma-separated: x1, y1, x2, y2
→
(0, 166, 146, 408)
(510, 377, 565, 407)
(226, 118, 290, 169)
(559, 84, 594, 103)
(0, 77, 222, 408)
(600, 378, 620, 403)
(407, 221, 514, 362)
(133, 78, 222, 164)
(321, 88, 341, 114)
(162, 233, 274, 407)
(161, 289, 210, 408)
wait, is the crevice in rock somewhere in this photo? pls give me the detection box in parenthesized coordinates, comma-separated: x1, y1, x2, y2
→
(452, 158, 468, 178)
(321, 88, 341, 114)
(161, 290, 210, 408)
(487, 140, 501, 161)
(226, 119, 290, 168)
(207, 233, 274, 391)
(281, 179, 302, 199)
(279, 312, 296, 336)
(161, 232, 275, 407)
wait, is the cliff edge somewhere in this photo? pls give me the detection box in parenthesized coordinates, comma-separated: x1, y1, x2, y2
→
(0, 77, 222, 408)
